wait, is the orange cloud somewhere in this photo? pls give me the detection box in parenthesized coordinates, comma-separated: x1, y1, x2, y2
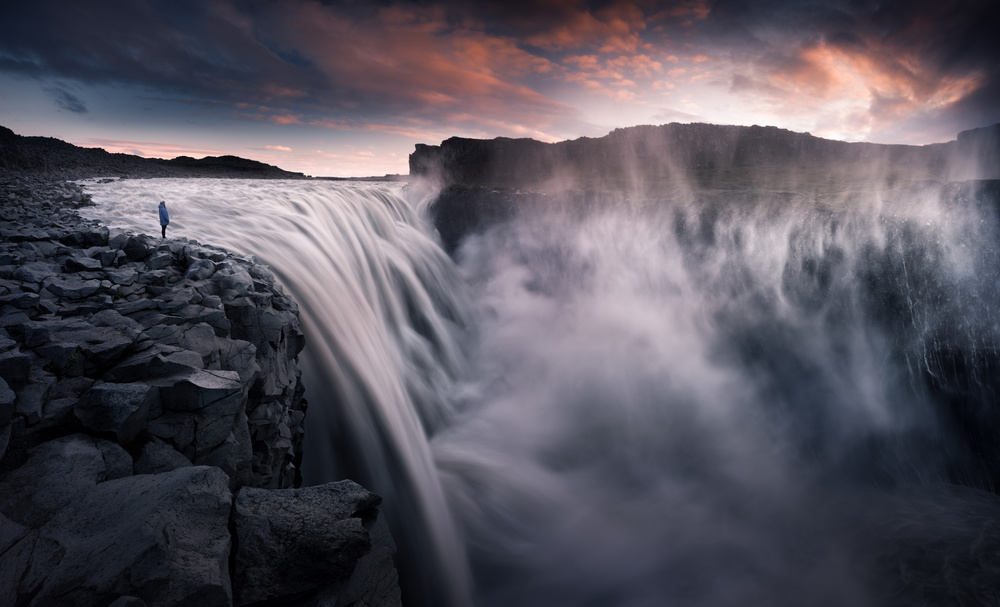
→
(270, 114, 302, 125)
(524, 2, 647, 53)
(728, 38, 985, 141)
(276, 3, 574, 139)
(266, 145, 292, 152)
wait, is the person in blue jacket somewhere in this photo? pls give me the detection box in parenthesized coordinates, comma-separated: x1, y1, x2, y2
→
(158, 200, 169, 238)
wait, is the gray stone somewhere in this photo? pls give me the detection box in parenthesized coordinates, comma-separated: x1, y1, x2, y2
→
(0, 434, 132, 528)
(0, 348, 31, 385)
(198, 429, 253, 490)
(12, 261, 56, 285)
(44, 275, 102, 299)
(22, 318, 91, 348)
(105, 267, 139, 286)
(27, 313, 140, 376)
(14, 366, 55, 424)
(74, 382, 157, 445)
(218, 269, 254, 296)
(104, 344, 202, 383)
(108, 230, 129, 250)
(98, 248, 118, 267)
(27, 466, 232, 607)
(123, 236, 149, 261)
(147, 251, 173, 270)
(133, 436, 193, 475)
(146, 411, 197, 457)
(64, 256, 103, 272)
(221, 339, 260, 385)
(185, 259, 216, 280)
(157, 369, 242, 412)
(231, 481, 385, 606)
(318, 510, 402, 607)
(0, 291, 40, 308)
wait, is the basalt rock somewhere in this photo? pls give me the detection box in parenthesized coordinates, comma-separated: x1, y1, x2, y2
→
(0, 173, 401, 607)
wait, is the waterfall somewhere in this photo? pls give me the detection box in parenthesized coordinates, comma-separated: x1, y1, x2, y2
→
(81, 178, 474, 606)
(82, 177, 1000, 606)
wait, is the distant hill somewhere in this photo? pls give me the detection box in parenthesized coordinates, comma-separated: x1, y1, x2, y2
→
(410, 122, 1000, 194)
(0, 125, 306, 179)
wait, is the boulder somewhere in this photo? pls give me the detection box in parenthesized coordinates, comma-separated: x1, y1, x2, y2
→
(104, 267, 139, 286)
(74, 382, 157, 445)
(0, 347, 31, 385)
(133, 436, 192, 475)
(231, 480, 386, 606)
(44, 275, 102, 299)
(64, 256, 102, 272)
(147, 251, 173, 271)
(0, 434, 132, 528)
(14, 366, 55, 424)
(10, 466, 233, 607)
(123, 236, 148, 262)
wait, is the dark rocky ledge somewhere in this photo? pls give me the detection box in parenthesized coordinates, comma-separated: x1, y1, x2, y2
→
(0, 172, 401, 606)
(1, 125, 307, 180)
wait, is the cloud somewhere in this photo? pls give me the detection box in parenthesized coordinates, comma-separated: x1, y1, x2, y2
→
(43, 85, 87, 113)
(76, 137, 224, 158)
(266, 145, 292, 152)
(0, 0, 996, 147)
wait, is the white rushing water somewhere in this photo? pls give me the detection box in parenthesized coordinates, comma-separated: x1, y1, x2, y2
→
(80, 177, 1000, 606)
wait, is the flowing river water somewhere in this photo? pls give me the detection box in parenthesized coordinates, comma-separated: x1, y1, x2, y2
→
(81, 177, 1000, 607)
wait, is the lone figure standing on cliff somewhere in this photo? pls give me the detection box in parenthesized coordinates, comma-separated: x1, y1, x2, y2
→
(158, 200, 169, 238)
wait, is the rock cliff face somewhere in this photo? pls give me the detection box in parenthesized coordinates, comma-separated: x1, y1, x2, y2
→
(413, 122, 1000, 253)
(0, 174, 401, 607)
(410, 122, 1000, 191)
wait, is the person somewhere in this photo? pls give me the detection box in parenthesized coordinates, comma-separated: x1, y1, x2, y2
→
(158, 200, 169, 238)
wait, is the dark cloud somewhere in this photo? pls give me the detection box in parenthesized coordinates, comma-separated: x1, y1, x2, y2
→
(0, 0, 996, 141)
(43, 86, 88, 113)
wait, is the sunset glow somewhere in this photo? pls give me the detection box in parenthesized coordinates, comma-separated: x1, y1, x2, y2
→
(1, 0, 996, 176)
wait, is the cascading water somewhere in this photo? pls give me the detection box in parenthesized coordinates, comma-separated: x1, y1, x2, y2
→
(79, 178, 474, 606)
(80, 176, 1000, 606)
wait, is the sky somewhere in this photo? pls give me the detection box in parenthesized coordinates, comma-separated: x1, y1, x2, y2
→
(0, 0, 997, 177)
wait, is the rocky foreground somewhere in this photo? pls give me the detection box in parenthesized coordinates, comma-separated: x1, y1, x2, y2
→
(0, 173, 401, 606)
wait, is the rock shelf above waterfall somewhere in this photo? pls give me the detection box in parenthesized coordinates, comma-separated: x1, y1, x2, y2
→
(0, 173, 402, 607)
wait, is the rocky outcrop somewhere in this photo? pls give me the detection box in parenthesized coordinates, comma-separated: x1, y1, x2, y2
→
(416, 124, 1000, 253)
(0, 173, 401, 607)
(0, 125, 307, 179)
(232, 481, 401, 607)
(410, 122, 1000, 191)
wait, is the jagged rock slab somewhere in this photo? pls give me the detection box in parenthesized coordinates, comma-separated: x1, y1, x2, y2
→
(231, 480, 398, 607)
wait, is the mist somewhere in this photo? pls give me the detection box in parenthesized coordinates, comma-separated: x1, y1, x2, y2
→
(79, 170, 1000, 606)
